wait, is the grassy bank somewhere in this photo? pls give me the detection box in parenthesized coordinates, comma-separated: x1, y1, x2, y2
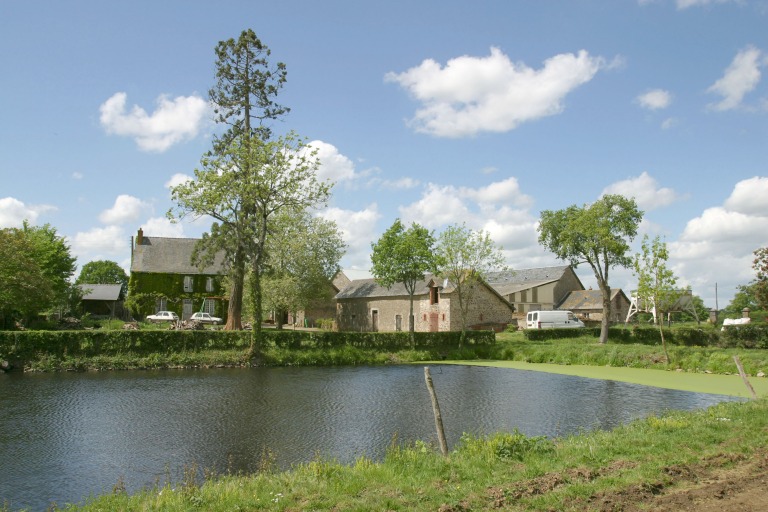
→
(54, 397, 768, 511)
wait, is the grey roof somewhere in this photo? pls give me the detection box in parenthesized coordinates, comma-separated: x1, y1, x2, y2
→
(78, 284, 123, 301)
(557, 289, 627, 310)
(486, 265, 572, 296)
(335, 275, 441, 300)
(131, 236, 226, 275)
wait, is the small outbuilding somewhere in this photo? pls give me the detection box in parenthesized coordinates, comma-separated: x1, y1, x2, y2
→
(557, 288, 631, 323)
(78, 283, 126, 319)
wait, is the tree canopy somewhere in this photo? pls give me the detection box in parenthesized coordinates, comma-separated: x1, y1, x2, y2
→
(0, 223, 77, 326)
(753, 247, 768, 311)
(633, 235, 679, 363)
(436, 223, 506, 345)
(76, 260, 129, 298)
(538, 194, 642, 344)
(370, 219, 439, 339)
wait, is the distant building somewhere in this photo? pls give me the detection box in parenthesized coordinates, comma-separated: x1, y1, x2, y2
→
(78, 283, 126, 319)
(485, 265, 585, 315)
(334, 275, 514, 332)
(128, 228, 227, 321)
(557, 288, 631, 323)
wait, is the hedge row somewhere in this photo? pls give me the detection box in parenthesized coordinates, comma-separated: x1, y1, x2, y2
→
(0, 329, 495, 362)
(523, 324, 768, 349)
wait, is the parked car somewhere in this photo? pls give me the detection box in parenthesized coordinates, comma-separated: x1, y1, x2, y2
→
(190, 312, 222, 325)
(146, 311, 179, 323)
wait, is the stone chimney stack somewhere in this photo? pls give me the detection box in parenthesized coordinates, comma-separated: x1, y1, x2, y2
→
(137, 227, 144, 245)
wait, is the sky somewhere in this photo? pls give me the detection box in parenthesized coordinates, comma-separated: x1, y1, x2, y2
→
(1, 0, 767, 310)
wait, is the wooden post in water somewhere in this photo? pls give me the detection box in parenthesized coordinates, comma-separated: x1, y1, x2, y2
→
(733, 356, 758, 399)
(424, 366, 449, 456)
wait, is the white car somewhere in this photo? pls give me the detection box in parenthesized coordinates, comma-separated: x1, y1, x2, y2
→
(146, 311, 179, 323)
(190, 312, 222, 325)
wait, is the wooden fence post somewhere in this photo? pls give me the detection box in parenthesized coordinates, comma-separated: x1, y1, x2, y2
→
(424, 366, 449, 456)
(733, 356, 758, 399)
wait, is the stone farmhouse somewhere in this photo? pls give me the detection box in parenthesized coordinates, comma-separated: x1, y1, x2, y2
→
(129, 228, 227, 321)
(334, 275, 515, 332)
(485, 265, 585, 315)
(557, 288, 631, 323)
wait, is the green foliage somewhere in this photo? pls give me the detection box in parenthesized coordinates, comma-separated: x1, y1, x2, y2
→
(524, 328, 598, 341)
(753, 247, 768, 311)
(76, 260, 129, 297)
(0, 223, 77, 326)
(538, 195, 643, 343)
(126, 272, 224, 319)
(436, 223, 507, 341)
(719, 323, 768, 349)
(456, 430, 554, 461)
(371, 219, 439, 337)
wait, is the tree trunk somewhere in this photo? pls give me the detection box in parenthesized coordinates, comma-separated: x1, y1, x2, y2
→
(225, 251, 245, 331)
(599, 280, 612, 344)
(250, 266, 263, 352)
(408, 293, 415, 347)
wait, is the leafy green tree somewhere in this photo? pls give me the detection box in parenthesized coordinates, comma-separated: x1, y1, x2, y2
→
(632, 235, 680, 363)
(171, 29, 290, 332)
(262, 212, 345, 329)
(0, 228, 54, 327)
(171, 133, 332, 347)
(370, 219, 439, 342)
(753, 247, 768, 311)
(436, 223, 506, 346)
(23, 222, 77, 308)
(723, 283, 760, 317)
(76, 260, 129, 298)
(672, 294, 709, 323)
(538, 195, 642, 344)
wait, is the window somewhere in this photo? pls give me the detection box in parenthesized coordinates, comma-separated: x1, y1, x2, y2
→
(395, 315, 402, 332)
(183, 276, 193, 292)
(205, 277, 214, 293)
(156, 297, 167, 312)
(204, 298, 216, 314)
(430, 286, 439, 305)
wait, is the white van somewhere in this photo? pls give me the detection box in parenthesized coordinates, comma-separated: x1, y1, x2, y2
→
(526, 310, 585, 329)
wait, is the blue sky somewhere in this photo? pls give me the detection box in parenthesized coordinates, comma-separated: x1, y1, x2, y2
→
(2, 0, 767, 309)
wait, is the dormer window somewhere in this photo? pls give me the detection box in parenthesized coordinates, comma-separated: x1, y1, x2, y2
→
(430, 285, 439, 305)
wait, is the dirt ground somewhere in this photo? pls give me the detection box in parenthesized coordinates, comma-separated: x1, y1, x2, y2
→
(479, 448, 768, 511)
(580, 449, 768, 511)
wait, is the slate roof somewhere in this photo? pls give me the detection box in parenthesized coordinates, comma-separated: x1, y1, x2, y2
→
(78, 283, 123, 301)
(335, 275, 446, 300)
(131, 236, 226, 275)
(485, 265, 573, 296)
(557, 288, 627, 310)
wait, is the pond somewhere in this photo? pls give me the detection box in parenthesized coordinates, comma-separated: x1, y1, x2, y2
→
(0, 365, 741, 511)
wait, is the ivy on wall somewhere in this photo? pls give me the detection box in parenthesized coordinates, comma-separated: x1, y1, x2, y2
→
(126, 272, 226, 319)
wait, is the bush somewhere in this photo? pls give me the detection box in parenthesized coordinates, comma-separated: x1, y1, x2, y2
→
(719, 323, 768, 349)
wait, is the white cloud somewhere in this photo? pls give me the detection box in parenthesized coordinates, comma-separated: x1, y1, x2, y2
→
(707, 46, 763, 111)
(165, 173, 194, 189)
(309, 140, 357, 183)
(400, 183, 475, 228)
(636, 89, 672, 110)
(602, 172, 680, 211)
(371, 177, 421, 190)
(99, 195, 152, 225)
(386, 47, 606, 137)
(676, 0, 739, 9)
(99, 92, 209, 152)
(142, 217, 185, 238)
(723, 176, 768, 216)
(0, 197, 56, 228)
(668, 176, 768, 307)
(71, 226, 127, 257)
(320, 204, 381, 270)
(72, 172, 84, 180)
(661, 117, 678, 130)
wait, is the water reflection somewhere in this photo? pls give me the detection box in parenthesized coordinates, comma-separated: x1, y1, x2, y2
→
(0, 365, 739, 511)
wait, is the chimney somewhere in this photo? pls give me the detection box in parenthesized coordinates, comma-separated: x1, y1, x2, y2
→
(137, 227, 144, 245)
